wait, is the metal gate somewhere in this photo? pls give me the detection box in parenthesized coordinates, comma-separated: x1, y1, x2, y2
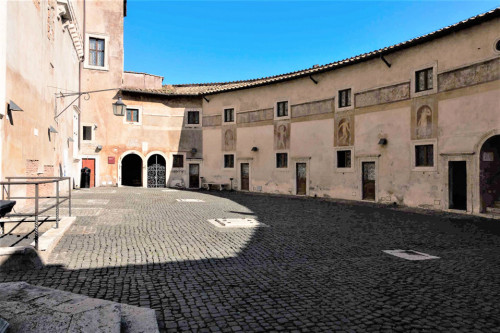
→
(147, 155, 166, 188)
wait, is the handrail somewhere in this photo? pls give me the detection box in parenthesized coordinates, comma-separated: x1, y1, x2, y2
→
(0, 177, 72, 250)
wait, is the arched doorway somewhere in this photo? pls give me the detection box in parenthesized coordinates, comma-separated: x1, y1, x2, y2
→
(480, 135, 500, 213)
(121, 154, 143, 187)
(147, 154, 166, 188)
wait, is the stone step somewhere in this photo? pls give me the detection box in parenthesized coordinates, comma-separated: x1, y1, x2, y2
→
(486, 206, 500, 214)
(0, 282, 159, 333)
(493, 201, 500, 208)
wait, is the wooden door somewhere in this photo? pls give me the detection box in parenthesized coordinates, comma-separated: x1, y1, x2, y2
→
(362, 162, 375, 200)
(189, 164, 200, 188)
(296, 163, 307, 195)
(241, 163, 249, 191)
(82, 158, 95, 188)
(449, 161, 467, 210)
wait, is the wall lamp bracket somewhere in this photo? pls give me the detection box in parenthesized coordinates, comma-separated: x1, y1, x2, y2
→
(378, 138, 388, 145)
(380, 55, 391, 68)
(8, 100, 23, 112)
(251, 147, 259, 152)
(309, 76, 318, 84)
(54, 88, 122, 120)
(203, 96, 210, 103)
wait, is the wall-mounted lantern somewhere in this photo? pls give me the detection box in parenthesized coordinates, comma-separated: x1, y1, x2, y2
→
(112, 96, 127, 116)
(191, 148, 198, 154)
(48, 126, 58, 134)
(8, 100, 23, 112)
(378, 138, 388, 145)
(96, 145, 103, 152)
(251, 147, 259, 152)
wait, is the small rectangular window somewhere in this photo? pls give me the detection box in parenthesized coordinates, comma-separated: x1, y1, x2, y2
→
(82, 126, 92, 141)
(224, 154, 234, 168)
(126, 108, 139, 123)
(224, 108, 234, 123)
(337, 150, 351, 168)
(415, 68, 433, 92)
(173, 154, 184, 168)
(415, 144, 434, 167)
(277, 101, 288, 117)
(187, 111, 199, 124)
(276, 153, 288, 168)
(338, 89, 351, 108)
(89, 37, 105, 67)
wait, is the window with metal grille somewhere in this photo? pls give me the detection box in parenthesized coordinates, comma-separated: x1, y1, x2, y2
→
(188, 111, 199, 124)
(415, 68, 433, 92)
(224, 108, 234, 122)
(276, 153, 288, 168)
(337, 150, 351, 168)
(126, 108, 139, 123)
(415, 144, 434, 167)
(277, 101, 288, 117)
(89, 37, 105, 67)
(338, 89, 351, 108)
(224, 154, 234, 168)
(173, 155, 184, 168)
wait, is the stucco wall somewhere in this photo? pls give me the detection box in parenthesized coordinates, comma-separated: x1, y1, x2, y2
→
(3, 0, 82, 200)
(199, 18, 500, 213)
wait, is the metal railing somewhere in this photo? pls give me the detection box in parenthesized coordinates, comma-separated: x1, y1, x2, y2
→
(0, 177, 72, 250)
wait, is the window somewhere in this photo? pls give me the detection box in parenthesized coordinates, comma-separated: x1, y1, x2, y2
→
(415, 145, 434, 167)
(415, 68, 433, 92)
(276, 153, 288, 168)
(188, 111, 199, 125)
(277, 101, 288, 117)
(82, 126, 92, 141)
(337, 150, 351, 168)
(173, 155, 184, 168)
(338, 89, 351, 108)
(224, 154, 234, 168)
(126, 108, 139, 123)
(89, 37, 105, 67)
(224, 108, 234, 123)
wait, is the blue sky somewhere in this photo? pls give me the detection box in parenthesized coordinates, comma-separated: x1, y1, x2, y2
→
(124, 1, 499, 84)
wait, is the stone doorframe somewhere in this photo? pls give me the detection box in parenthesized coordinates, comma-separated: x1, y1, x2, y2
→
(118, 150, 146, 188)
(237, 157, 253, 191)
(357, 154, 380, 202)
(440, 153, 474, 213)
(291, 157, 311, 196)
(473, 129, 500, 214)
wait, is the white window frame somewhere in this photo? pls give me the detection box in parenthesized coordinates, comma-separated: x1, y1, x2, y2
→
(81, 123, 95, 142)
(84, 33, 110, 71)
(411, 61, 438, 98)
(275, 151, 289, 169)
(123, 105, 143, 126)
(223, 153, 236, 169)
(335, 87, 354, 112)
(274, 99, 291, 120)
(411, 139, 438, 172)
(185, 109, 202, 128)
(334, 147, 354, 172)
(222, 106, 236, 124)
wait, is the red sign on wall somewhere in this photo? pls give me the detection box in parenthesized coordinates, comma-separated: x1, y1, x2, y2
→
(108, 156, 115, 164)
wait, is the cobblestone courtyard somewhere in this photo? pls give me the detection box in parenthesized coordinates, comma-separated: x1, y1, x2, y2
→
(1, 187, 500, 332)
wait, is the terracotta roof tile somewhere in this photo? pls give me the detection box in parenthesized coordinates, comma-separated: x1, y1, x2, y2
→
(121, 7, 500, 97)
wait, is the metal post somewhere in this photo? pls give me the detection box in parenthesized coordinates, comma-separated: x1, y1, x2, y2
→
(34, 184, 39, 251)
(68, 178, 71, 217)
(56, 180, 60, 228)
(2, 185, 4, 200)
(7, 183, 10, 200)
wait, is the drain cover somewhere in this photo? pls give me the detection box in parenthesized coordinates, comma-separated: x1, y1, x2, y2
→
(383, 249, 439, 261)
(176, 199, 204, 202)
(208, 218, 267, 228)
(162, 189, 178, 192)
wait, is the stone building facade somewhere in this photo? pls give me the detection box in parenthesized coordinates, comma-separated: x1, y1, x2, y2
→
(119, 8, 500, 216)
(2, 2, 499, 216)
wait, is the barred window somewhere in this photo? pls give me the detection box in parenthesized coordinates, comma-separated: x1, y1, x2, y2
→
(415, 145, 434, 167)
(277, 101, 288, 117)
(276, 153, 288, 168)
(224, 108, 234, 122)
(337, 150, 351, 168)
(173, 155, 184, 168)
(224, 154, 234, 168)
(415, 68, 433, 92)
(338, 89, 351, 108)
(188, 111, 199, 124)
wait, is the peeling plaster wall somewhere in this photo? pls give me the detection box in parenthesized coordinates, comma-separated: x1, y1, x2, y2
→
(3, 0, 82, 201)
(200, 18, 500, 213)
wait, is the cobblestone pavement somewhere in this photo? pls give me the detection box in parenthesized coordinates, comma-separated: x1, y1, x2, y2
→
(1, 187, 500, 332)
